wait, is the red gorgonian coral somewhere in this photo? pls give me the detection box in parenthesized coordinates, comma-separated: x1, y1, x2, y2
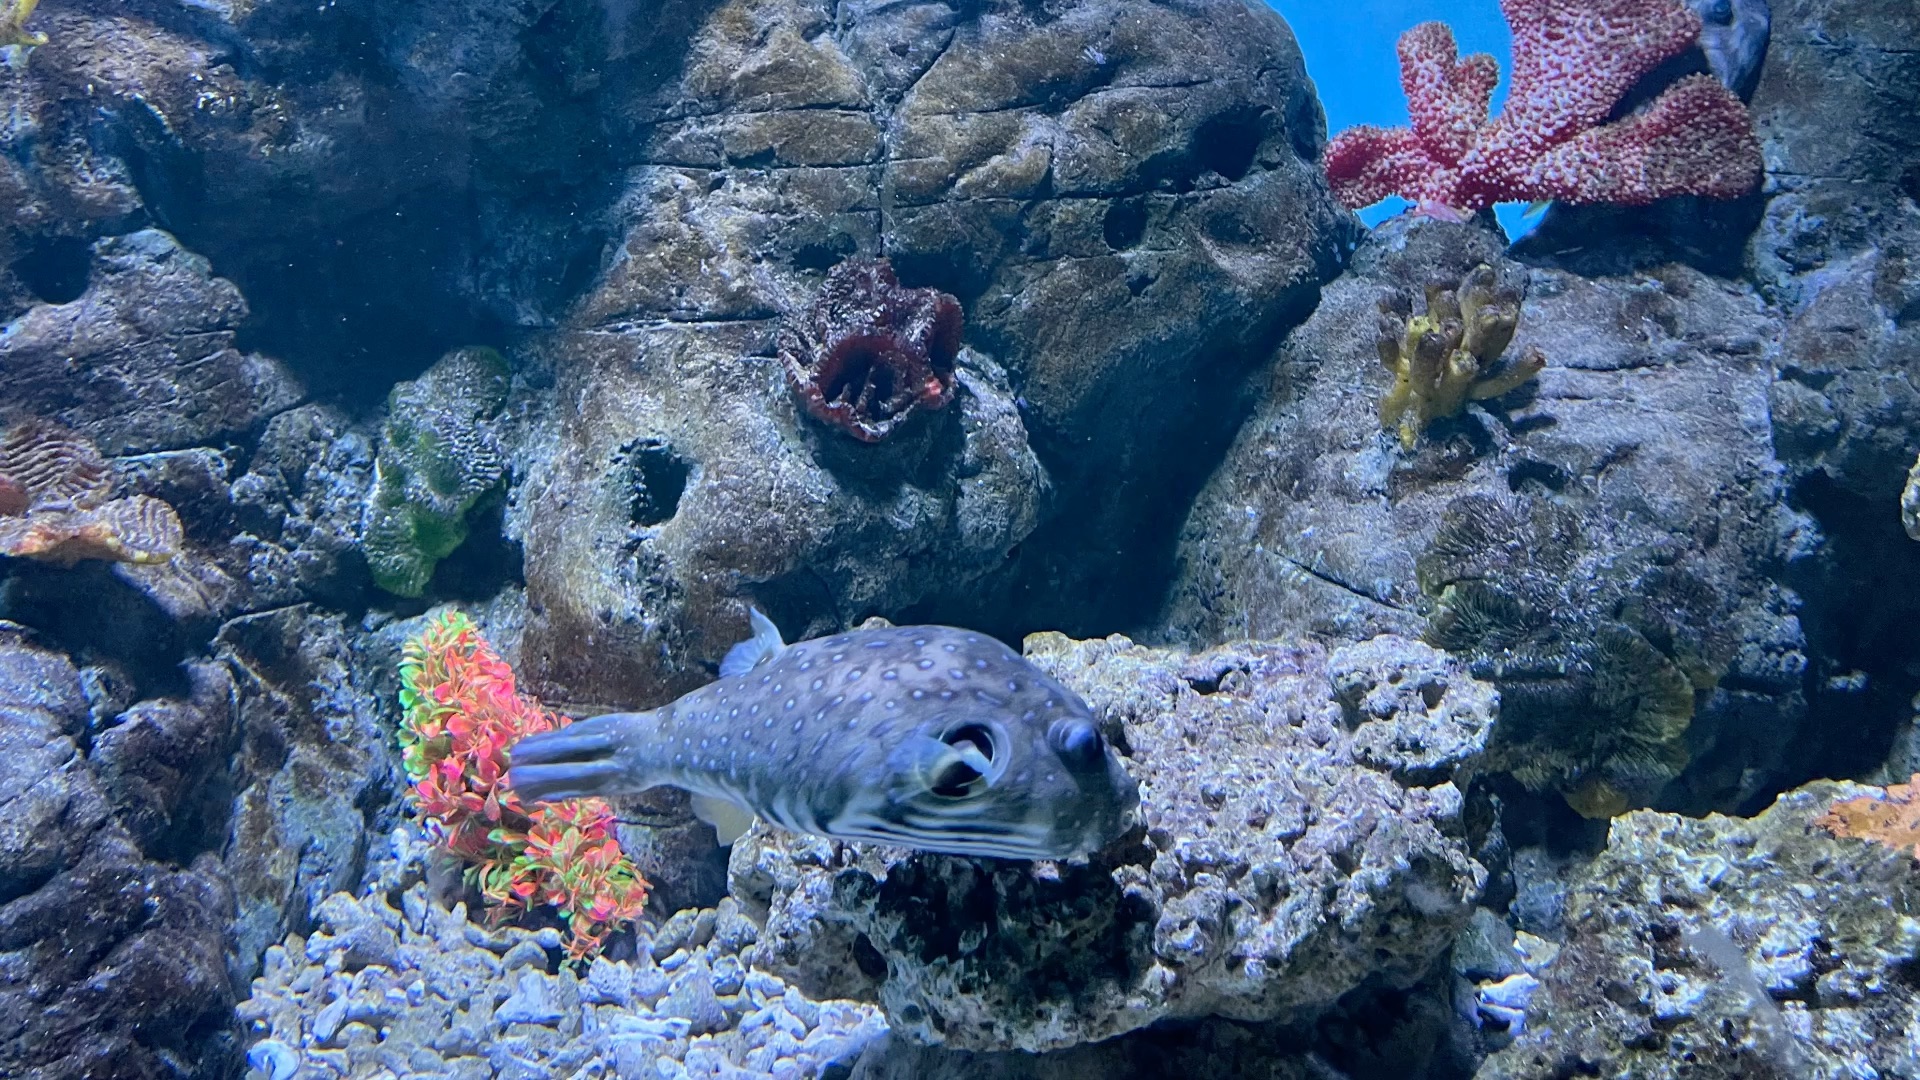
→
(398, 610, 649, 960)
(1324, 0, 1763, 215)
(779, 257, 962, 443)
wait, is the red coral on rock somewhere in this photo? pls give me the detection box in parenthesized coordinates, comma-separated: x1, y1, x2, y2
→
(1324, 0, 1763, 215)
(779, 257, 962, 443)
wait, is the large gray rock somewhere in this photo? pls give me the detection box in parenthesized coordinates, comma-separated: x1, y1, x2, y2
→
(1159, 216, 1807, 818)
(1483, 782, 1920, 1080)
(216, 606, 401, 976)
(730, 630, 1492, 1052)
(513, 0, 1349, 707)
(0, 229, 302, 454)
(0, 625, 237, 1080)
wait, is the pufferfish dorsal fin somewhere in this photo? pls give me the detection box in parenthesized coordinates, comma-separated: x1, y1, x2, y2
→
(719, 606, 786, 679)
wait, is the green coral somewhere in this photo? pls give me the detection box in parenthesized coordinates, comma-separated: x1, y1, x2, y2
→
(364, 347, 510, 597)
(2, 0, 45, 49)
(1377, 263, 1545, 449)
(1418, 494, 1720, 819)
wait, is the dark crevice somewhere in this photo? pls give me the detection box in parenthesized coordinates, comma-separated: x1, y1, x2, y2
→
(9, 235, 94, 304)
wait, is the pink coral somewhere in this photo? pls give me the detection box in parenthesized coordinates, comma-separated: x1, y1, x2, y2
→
(1325, 0, 1763, 215)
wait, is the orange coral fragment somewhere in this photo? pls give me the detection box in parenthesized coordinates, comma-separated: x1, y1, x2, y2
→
(1816, 774, 1920, 860)
(0, 418, 184, 567)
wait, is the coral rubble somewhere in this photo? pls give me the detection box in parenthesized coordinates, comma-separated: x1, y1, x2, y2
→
(1376, 263, 1544, 449)
(1325, 0, 1764, 214)
(237, 831, 886, 1080)
(779, 258, 962, 443)
(1483, 783, 1920, 1080)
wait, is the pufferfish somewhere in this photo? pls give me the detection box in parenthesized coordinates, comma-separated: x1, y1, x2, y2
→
(506, 610, 1139, 861)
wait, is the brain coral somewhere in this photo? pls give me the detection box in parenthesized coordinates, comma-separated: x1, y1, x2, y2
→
(0, 417, 184, 566)
(363, 347, 511, 597)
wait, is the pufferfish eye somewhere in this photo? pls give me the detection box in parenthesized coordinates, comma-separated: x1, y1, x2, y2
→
(929, 723, 1000, 798)
(1047, 718, 1104, 769)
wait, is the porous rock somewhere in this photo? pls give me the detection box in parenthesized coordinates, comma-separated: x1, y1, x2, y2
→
(1160, 215, 1806, 816)
(731, 631, 1492, 1052)
(1482, 781, 1920, 1080)
(516, 0, 1348, 708)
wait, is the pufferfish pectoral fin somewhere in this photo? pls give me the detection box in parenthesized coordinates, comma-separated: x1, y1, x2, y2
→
(690, 793, 758, 846)
(719, 606, 786, 678)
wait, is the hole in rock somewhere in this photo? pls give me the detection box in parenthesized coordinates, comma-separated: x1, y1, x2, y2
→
(623, 439, 692, 527)
(11, 236, 93, 304)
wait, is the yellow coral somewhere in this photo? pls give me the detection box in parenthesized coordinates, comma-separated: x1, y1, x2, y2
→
(2, 0, 46, 49)
(1377, 263, 1545, 449)
(1817, 775, 1920, 860)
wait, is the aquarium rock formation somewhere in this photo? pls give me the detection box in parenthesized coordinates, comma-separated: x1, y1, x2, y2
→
(510, 0, 1349, 709)
(2, 0, 1918, 1074)
(1483, 782, 1920, 1080)
(732, 631, 1495, 1052)
(1160, 215, 1804, 817)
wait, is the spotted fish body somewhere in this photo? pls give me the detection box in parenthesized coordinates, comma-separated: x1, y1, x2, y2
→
(506, 612, 1139, 861)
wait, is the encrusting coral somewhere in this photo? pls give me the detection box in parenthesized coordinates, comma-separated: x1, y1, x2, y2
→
(1377, 263, 1544, 449)
(399, 610, 649, 960)
(1324, 0, 1763, 215)
(1, 0, 46, 49)
(1418, 495, 1710, 819)
(0, 417, 184, 566)
(1817, 774, 1920, 860)
(778, 258, 962, 443)
(363, 347, 510, 597)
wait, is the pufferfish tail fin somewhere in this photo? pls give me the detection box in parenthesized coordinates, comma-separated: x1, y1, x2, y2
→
(507, 712, 648, 804)
(719, 606, 786, 678)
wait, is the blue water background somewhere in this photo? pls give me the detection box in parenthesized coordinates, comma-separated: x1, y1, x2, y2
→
(1273, 0, 1536, 238)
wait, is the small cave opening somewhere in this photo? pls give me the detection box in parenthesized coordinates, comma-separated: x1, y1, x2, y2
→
(1193, 106, 1268, 184)
(1103, 199, 1150, 251)
(623, 439, 692, 527)
(10, 235, 94, 304)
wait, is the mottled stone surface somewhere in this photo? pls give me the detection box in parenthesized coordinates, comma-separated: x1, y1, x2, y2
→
(732, 631, 1492, 1052)
(0, 625, 237, 1080)
(216, 606, 402, 978)
(1159, 216, 1805, 816)
(1483, 782, 1920, 1080)
(1, 230, 303, 453)
(515, 0, 1349, 708)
